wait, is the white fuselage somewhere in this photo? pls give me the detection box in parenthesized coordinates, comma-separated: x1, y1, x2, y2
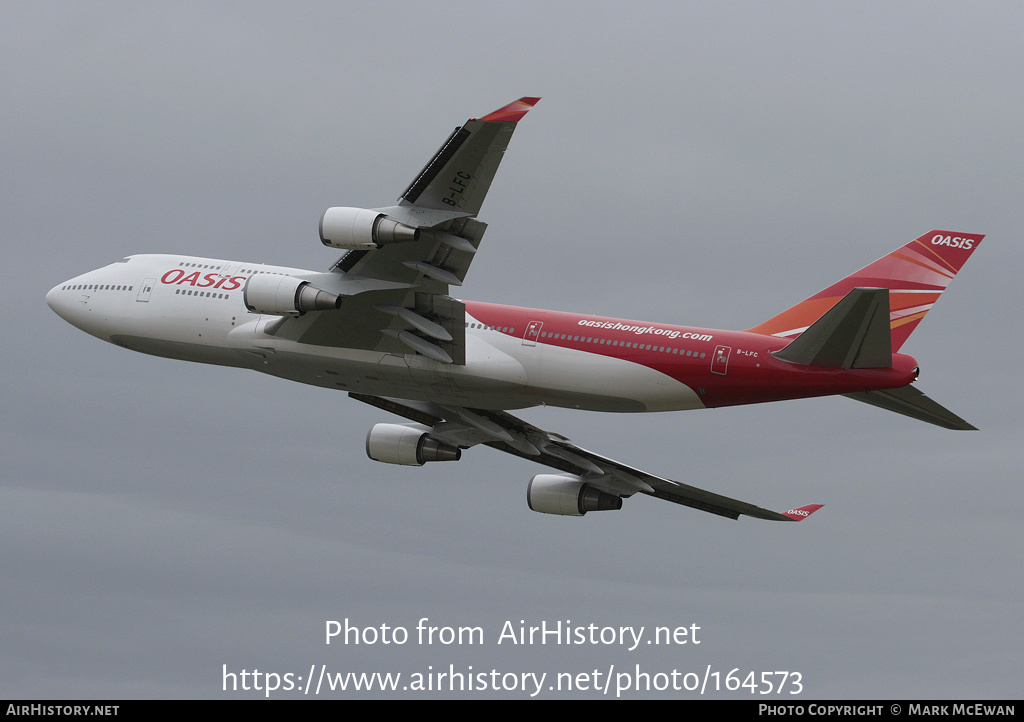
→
(47, 254, 707, 413)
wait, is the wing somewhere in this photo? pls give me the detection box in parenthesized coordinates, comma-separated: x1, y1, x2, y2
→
(351, 393, 822, 522)
(279, 98, 540, 365)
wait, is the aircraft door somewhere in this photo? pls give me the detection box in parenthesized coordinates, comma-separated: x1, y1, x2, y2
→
(136, 278, 156, 302)
(523, 320, 543, 346)
(711, 345, 731, 375)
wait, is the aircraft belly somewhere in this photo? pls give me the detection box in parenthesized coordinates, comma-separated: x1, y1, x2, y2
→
(228, 328, 695, 412)
(460, 332, 704, 413)
(109, 335, 251, 367)
(523, 343, 704, 412)
(252, 334, 536, 407)
(106, 294, 247, 364)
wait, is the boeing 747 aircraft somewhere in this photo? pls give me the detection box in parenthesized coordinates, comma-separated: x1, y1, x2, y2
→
(47, 97, 983, 521)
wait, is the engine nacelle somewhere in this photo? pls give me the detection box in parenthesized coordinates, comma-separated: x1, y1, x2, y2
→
(527, 474, 623, 516)
(365, 423, 461, 466)
(243, 274, 342, 315)
(320, 207, 419, 250)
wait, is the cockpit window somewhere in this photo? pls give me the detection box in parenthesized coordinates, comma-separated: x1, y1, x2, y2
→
(117, 257, 130, 263)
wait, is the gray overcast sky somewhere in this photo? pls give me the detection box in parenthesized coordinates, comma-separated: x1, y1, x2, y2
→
(3, 1, 1022, 699)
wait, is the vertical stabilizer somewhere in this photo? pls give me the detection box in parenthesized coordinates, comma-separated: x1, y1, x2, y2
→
(746, 230, 984, 351)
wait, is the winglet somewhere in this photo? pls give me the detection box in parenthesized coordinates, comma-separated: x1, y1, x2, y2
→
(397, 97, 540, 215)
(781, 504, 824, 521)
(479, 97, 541, 123)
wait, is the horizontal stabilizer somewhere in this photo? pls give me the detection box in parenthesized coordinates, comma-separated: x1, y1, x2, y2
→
(772, 288, 892, 368)
(844, 385, 977, 430)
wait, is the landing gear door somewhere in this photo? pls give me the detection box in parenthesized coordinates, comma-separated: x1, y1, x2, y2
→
(711, 345, 731, 375)
(523, 320, 543, 346)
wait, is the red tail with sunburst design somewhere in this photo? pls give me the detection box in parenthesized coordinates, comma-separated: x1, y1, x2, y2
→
(746, 230, 984, 351)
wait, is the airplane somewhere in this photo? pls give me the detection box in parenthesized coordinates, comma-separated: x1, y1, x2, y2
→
(46, 97, 984, 523)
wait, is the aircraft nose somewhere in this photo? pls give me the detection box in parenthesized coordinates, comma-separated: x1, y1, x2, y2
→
(46, 282, 67, 317)
(46, 280, 86, 328)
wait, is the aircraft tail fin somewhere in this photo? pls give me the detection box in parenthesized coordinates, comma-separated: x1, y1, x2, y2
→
(844, 385, 977, 430)
(746, 230, 984, 351)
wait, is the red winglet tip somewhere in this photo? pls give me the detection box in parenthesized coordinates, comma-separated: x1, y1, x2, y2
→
(479, 97, 541, 123)
(782, 504, 824, 521)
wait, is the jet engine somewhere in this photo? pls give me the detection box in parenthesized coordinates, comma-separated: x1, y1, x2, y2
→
(320, 207, 419, 250)
(243, 274, 342, 315)
(526, 474, 623, 516)
(365, 423, 461, 466)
